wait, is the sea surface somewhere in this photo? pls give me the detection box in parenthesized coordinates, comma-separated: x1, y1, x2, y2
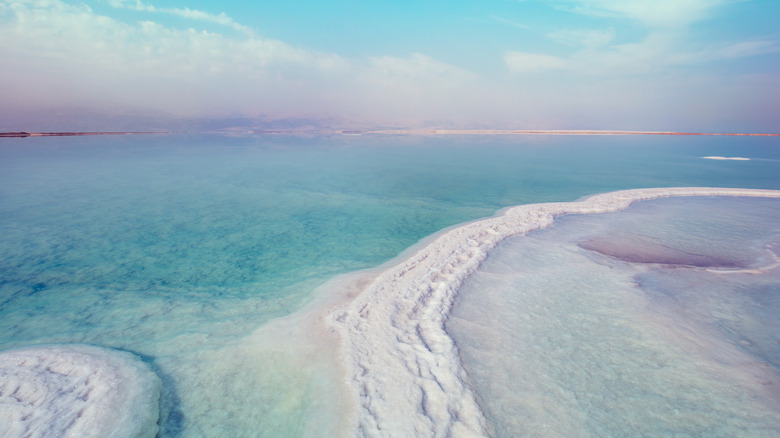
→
(1, 133, 779, 436)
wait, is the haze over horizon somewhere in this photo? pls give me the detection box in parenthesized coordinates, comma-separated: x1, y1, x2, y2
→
(1, 0, 778, 132)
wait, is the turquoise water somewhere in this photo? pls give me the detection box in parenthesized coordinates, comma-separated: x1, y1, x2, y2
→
(1, 134, 779, 436)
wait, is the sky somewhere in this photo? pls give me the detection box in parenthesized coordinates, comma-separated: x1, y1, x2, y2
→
(1, 0, 779, 131)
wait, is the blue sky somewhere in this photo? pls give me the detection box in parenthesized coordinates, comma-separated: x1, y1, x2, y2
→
(1, 0, 778, 130)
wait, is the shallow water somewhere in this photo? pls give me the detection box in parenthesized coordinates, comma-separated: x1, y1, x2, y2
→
(449, 196, 780, 437)
(1, 134, 780, 436)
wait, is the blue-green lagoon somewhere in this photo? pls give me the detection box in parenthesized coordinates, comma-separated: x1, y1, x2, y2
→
(1, 134, 779, 436)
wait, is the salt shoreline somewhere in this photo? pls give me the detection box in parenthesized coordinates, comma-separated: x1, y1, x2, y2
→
(326, 187, 780, 437)
(2, 188, 778, 437)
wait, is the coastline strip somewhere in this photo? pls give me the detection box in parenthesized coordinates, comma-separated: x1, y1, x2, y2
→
(327, 187, 780, 437)
(4, 130, 778, 138)
(0, 132, 173, 138)
(247, 129, 780, 136)
(350, 130, 780, 136)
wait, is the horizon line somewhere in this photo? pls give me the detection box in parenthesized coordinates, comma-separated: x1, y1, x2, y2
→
(2, 129, 779, 138)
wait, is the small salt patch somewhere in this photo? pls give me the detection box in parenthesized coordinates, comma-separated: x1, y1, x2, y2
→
(0, 344, 161, 438)
(702, 156, 750, 161)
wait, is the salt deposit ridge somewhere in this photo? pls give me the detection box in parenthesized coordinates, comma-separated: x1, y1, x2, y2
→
(0, 344, 161, 438)
(328, 187, 780, 437)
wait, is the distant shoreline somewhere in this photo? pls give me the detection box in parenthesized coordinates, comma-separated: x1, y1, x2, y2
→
(343, 129, 780, 136)
(2, 129, 779, 138)
(0, 132, 170, 138)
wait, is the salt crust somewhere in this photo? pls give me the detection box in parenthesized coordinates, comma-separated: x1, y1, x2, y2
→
(0, 344, 161, 438)
(328, 187, 780, 437)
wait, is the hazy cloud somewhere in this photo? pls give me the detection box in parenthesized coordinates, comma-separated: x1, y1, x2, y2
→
(561, 0, 735, 28)
(504, 52, 568, 73)
(714, 39, 778, 59)
(491, 16, 532, 30)
(547, 28, 616, 48)
(0, 0, 352, 115)
(508, 0, 771, 76)
(0, 0, 476, 122)
(570, 32, 679, 74)
(107, 0, 253, 35)
(366, 53, 476, 86)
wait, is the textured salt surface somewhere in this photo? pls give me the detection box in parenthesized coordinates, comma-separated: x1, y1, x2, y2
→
(0, 344, 161, 438)
(328, 187, 780, 437)
(449, 196, 780, 436)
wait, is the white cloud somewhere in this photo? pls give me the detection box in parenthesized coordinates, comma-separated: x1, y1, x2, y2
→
(570, 32, 678, 74)
(107, 0, 253, 35)
(714, 40, 778, 59)
(504, 51, 568, 73)
(0, 0, 353, 114)
(0, 0, 477, 123)
(507, 0, 772, 76)
(562, 0, 736, 28)
(571, 32, 779, 74)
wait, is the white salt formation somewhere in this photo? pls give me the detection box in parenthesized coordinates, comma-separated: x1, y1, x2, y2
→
(328, 187, 780, 437)
(702, 156, 751, 160)
(0, 344, 161, 438)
